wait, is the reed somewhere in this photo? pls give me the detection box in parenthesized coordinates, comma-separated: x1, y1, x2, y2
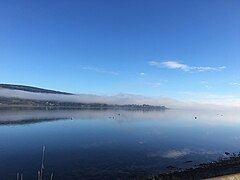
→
(50, 173, 53, 180)
(16, 146, 53, 180)
(38, 146, 45, 180)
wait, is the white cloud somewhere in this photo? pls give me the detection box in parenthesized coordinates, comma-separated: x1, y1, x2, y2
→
(230, 82, 240, 86)
(149, 61, 189, 71)
(191, 66, 226, 72)
(82, 66, 119, 75)
(148, 61, 226, 72)
(140, 72, 146, 76)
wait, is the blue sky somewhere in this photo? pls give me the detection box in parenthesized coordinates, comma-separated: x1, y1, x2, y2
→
(0, 0, 240, 103)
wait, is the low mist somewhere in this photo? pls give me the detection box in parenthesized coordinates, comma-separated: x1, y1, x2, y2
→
(0, 88, 238, 110)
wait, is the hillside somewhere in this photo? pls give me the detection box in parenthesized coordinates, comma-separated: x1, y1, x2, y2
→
(0, 84, 167, 110)
(0, 84, 72, 95)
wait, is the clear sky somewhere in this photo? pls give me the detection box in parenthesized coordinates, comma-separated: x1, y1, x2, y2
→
(0, 0, 240, 104)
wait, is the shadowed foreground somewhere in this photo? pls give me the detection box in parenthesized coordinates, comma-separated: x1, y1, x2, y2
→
(144, 155, 240, 180)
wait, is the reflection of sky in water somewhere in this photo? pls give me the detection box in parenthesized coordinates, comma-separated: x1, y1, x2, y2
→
(0, 109, 240, 179)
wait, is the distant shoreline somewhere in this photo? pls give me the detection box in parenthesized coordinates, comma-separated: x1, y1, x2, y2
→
(0, 84, 168, 110)
(0, 96, 167, 111)
(0, 104, 167, 111)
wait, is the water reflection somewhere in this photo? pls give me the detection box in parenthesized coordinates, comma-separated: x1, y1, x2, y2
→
(0, 109, 240, 179)
(1, 108, 240, 125)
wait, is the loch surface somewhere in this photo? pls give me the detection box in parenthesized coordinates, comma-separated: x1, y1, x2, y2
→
(0, 109, 240, 179)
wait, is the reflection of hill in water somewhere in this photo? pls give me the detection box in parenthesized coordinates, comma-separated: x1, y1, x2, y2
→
(0, 108, 167, 125)
(0, 117, 68, 125)
(0, 108, 240, 126)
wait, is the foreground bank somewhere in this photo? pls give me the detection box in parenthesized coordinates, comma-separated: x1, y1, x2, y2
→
(145, 153, 240, 180)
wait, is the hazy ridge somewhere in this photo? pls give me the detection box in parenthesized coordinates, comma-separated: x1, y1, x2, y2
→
(0, 84, 166, 110)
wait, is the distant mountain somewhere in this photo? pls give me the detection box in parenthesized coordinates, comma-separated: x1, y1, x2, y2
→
(0, 84, 167, 110)
(0, 84, 72, 95)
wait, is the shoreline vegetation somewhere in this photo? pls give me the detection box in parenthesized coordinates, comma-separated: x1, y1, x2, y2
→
(144, 152, 240, 180)
(0, 97, 167, 111)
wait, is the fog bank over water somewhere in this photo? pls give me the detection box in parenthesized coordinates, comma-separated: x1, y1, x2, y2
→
(0, 88, 239, 110)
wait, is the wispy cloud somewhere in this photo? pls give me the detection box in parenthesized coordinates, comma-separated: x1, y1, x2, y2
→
(149, 61, 188, 70)
(140, 72, 146, 76)
(200, 81, 211, 89)
(230, 82, 240, 86)
(82, 66, 119, 75)
(178, 91, 240, 107)
(144, 82, 162, 87)
(148, 61, 226, 72)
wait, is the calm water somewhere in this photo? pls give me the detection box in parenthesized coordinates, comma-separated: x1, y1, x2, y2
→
(1, 109, 240, 179)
